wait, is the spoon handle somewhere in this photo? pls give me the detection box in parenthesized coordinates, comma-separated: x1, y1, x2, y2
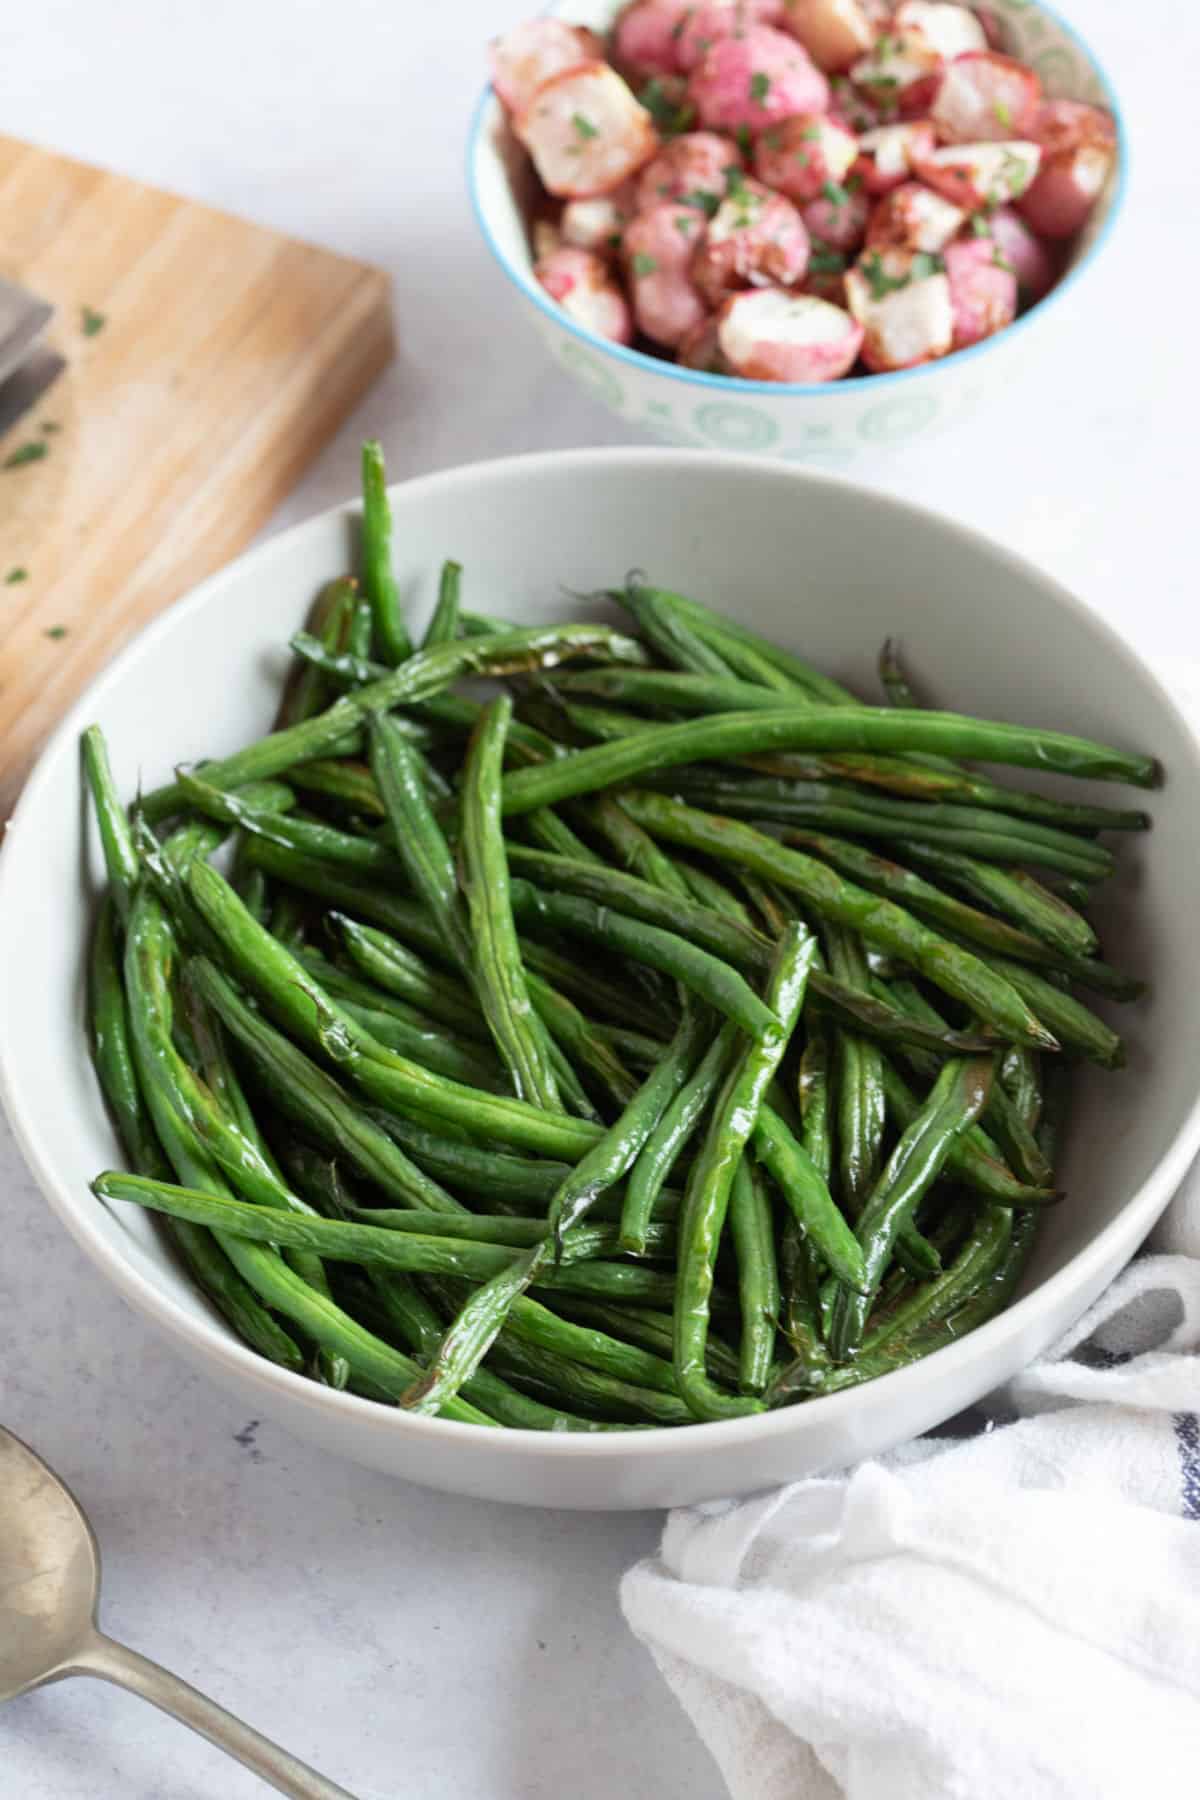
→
(72, 1631, 358, 1799)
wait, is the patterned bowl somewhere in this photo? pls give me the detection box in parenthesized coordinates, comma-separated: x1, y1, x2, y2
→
(467, 0, 1126, 464)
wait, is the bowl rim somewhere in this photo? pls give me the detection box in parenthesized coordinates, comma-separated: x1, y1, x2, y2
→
(467, 0, 1129, 400)
(3, 445, 1196, 1463)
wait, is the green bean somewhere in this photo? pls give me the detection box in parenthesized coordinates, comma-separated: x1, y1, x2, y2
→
(522, 804, 604, 864)
(502, 1294, 683, 1394)
(549, 1003, 709, 1240)
(234, 864, 270, 925)
(654, 774, 1114, 881)
(728, 1160, 779, 1392)
(987, 958, 1124, 1068)
(675, 859, 754, 925)
(401, 1243, 548, 1416)
(879, 1057, 1055, 1207)
(753, 1103, 866, 1292)
(829, 1054, 995, 1357)
(676, 923, 816, 1421)
(651, 590, 857, 705)
(905, 845, 1099, 958)
(549, 1299, 744, 1391)
(139, 622, 648, 821)
(594, 1025, 671, 1067)
(461, 696, 562, 1109)
(93, 1171, 679, 1306)
(89, 897, 304, 1370)
(175, 769, 400, 874)
(499, 709, 1158, 820)
(880, 977, 1052, 1190)
(368, 711, 472, 969)
(614, 580, 737, 677)
(81, 727, 141, 926)
(421, 558, 462, 650)
(779, 1023, 835, 1364)
(276, 578, 356, 729)
(825, 925, 886, 1221)
(360, 440, 411, 664)
(526, 973, 638, 1112)
(330, 915, 488, 1041)
(188, 860, 606, 1158)
(585, 792, 694, 898)
(621, 1021, 738, 1254)
(287, 758, 391, 817)
(1001, 1047, 1042, 1136)
(621, 793, 1057, 1050)
(122, 890, 492, 1416)
(334, 998, 508, 1091)
(772, 1203, 1014, 1400)
(508, 879, 779, 1040)
(188, 956, 464, 1214)
(486, 1332, 689, 1426)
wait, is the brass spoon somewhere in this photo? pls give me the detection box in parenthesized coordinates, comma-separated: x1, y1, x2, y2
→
(0, 1425, 356, 1797)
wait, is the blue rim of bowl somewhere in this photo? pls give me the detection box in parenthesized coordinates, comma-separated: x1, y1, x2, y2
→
(467, 1, 1129, 400)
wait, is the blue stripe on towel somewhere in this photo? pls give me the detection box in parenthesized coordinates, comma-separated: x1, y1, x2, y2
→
(1174, 1414, 1200, 1521)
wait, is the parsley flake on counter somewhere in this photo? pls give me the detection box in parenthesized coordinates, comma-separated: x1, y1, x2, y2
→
(45, 625, 68, 639)
(5, 567, 28, 584)
(3, 442, 48, 470)
(81, 306, 107, 337)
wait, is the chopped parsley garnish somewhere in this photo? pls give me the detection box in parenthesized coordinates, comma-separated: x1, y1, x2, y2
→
(971, 214, 994, 237)
(638, 79, 695, 137)
(81, 305, 106, 337)
(631, 252, 659, 276)
(725, 165, 749, 199)
(674, 213, 694, 236)
(794, 150, 810, 168)
(761, 127, 784, 152)
(875, 34, 899, 59)
(821, 179, 851, 209)
(846, 172, 864, 194)
(810, 247, 847, 274)
(993, 99, 1013, 128)
(801, 124, 821, 141)
(681, 187, 721, 217)
(735, 124, 753, 157)
(572, 112, 598, 141)
(45, 625, 67, 639)
(992, 249, 1016, 274)
(1001, 152, 1029, 195)
(3, 441, 48, 470)
(749, 71, 771, 106)
(5, 566, 28, 584)
(861, 250, 943, 300)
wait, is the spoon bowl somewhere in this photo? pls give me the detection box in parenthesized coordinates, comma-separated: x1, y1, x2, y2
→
(0, 1425, 356, 1797)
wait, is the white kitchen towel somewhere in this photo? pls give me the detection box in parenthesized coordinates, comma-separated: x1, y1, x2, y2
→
(621, 1253, 1200, 1800)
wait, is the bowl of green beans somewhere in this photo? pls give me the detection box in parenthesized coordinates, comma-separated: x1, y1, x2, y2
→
(3, 445, 1197, 1509)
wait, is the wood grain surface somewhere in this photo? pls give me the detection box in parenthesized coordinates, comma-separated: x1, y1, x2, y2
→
(0, 133, 393, 812)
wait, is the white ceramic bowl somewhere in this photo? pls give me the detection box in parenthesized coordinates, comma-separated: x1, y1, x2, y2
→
(3, 448, 1195, 1510)
(468, 1, 1127, 465)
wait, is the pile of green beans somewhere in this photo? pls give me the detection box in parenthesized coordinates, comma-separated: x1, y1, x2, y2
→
(82, 447, 1156, 1430)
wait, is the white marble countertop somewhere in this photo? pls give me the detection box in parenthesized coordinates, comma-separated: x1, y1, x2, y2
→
(0, 3, 1193, 1795)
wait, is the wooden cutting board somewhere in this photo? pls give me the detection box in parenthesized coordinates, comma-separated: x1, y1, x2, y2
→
(0, 134, 394, 813)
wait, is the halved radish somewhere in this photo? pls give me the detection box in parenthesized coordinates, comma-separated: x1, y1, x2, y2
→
(688, 24, 829, 133)
(914, 139, 1041, 209)
(845, 245, 953, 369)
(516, 62, 660, 199)
(851, 31, 943, 116)
(623, 203, 712, 345)
(753, 113, 859, 202)
(866, 181, 965, 252)
(489, 20, 604, 115)
(561, 182, 638, 253)
(893, 1, 986, 61)
(985, 205, 1057, 303)
(535, 247, 634, 342)
(931, 51, 1041, 143)
(778, 0, 875, 73)
(802, 181, 870, 250)
(677, 313, 731, 371)
(691, 174, 810, 305)
(855, 120, 937, 195)
(943, 235, 1017, 346)
(635, 131, 742, 213)
(718, 285, 864, 378)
